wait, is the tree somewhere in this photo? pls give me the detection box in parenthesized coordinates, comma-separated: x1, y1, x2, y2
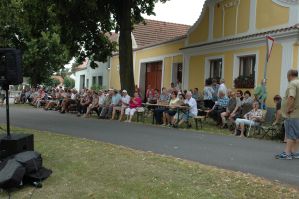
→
(0, 0, 70, 86)
(115, 0, 168, 95)
(0, 0, 169, 92)
(43, 78, 60, 88)
(52, 0, 168, 95)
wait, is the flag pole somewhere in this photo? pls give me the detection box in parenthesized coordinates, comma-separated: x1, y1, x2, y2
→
(264, 36, 274, 80)
(263, 37, 269, 80)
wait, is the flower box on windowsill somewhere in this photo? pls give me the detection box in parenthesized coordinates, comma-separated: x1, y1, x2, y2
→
(234, 76, 255, 89)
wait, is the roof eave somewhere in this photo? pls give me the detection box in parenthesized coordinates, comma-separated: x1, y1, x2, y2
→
(180, 28, 299, 52)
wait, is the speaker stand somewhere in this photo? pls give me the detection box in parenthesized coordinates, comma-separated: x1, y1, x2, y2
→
(3, 84, 11, 138)
(0, 84, 34, 160)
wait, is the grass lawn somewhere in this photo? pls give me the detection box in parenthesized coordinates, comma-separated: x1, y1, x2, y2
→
(0, 127, 298, 199)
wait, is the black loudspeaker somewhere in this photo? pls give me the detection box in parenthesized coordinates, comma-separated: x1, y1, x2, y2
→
(0, 159, 26, 189)
(14, 151, 42, 173)
(0, 134, 34, 160)
(0, 48, 23, 86)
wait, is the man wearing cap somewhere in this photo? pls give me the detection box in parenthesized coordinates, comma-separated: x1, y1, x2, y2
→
(111, 90, 130, 121)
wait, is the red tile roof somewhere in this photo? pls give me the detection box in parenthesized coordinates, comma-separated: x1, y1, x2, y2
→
(73, 58, 88, 72)
(133, 19, 190, 48)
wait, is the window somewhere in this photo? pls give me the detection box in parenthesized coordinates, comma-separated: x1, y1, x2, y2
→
(239, 56, 255, 78)
(172, 63, 183, 83)
(80, 75, 85, 90)
(97, 76, 103, 86)
(92, 76, 96, 86)
(234, 55, 256, 88)
(177, 63, 183, 83)
(86, 79, 89, 89)
(209, 59, 222, 80)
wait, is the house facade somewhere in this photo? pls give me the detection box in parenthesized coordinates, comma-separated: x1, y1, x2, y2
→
(109, 0, 299, 107)
(74, 59, 109, 91)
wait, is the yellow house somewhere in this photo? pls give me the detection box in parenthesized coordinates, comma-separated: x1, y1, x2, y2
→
(110, 0, 299, 107)
(109, 19, 190, 95)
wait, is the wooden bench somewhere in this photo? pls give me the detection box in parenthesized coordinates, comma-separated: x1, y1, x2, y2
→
(193, 108, 210, 129)
(136, 107, 145, 122)
(194, 115, 206, 129)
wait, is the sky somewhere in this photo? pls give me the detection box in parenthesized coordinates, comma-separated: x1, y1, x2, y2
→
(142, 0, 205, 25)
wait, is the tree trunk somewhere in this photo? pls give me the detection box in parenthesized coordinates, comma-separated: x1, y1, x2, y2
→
(118, 0, 135, 96)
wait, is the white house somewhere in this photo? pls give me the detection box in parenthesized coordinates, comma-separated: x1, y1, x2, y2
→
(74, 59, 110, 91)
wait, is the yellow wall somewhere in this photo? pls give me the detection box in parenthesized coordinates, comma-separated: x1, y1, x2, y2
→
(135, 41, 184, 62)
(293, 45, 299, 69)
(189, 55, 205, 90)
(188, 8, 209, 44)
(237, 0, 250, 34)
(163, 57, 172, 88)
(109, 56, 121, 89)
(110, 40, 185, 90)
(224, 5, 237, 36)
(173, 55, 183, 63)
(256, 0, 289, 30)
(134, 40, 185, 85)
(188, 44, 283, 107)
(212, 0, 250, 38)
(213, 3, 223, 39)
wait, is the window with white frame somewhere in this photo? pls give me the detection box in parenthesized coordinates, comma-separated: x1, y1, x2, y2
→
(234, 55, 256, 88)
(209, 59, 222, 82)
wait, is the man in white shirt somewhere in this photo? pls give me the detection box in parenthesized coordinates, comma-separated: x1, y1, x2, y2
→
(111, 90, 131, 121)
(218, 79, 228, 97)
(173, 91, 198, 127)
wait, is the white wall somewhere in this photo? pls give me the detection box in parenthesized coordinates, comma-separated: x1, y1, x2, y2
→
(74, 61, 109, 91)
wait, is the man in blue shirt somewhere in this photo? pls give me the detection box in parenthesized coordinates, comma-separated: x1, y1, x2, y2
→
(107, 90, 121, 118)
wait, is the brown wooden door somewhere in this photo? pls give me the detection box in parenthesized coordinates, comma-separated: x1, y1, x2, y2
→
(146, 61, 162, 92)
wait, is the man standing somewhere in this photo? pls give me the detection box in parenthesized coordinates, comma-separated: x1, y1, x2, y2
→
(276, 69, 299, 160)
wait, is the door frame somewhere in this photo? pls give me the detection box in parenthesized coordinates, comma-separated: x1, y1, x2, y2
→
(139, 57, 164, 97)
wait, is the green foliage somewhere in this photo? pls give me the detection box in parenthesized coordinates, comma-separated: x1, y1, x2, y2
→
(0, 0, 169, 90)
(64, 76, 75, 88)
(90, 84, 104, 92)
(43, 78, 60, 88)
(0, 0, 70, 86)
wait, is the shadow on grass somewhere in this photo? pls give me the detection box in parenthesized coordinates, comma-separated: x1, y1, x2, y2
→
(0, 126, 298, 199)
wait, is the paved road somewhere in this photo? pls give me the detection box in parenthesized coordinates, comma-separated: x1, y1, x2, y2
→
(0, 107, 298, 187)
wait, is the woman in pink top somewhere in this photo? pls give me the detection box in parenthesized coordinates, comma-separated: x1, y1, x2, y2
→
(125, 92, 142, 122)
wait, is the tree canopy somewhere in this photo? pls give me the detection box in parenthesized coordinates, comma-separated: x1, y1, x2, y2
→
(0, 0, 70, 85)
(0, 0, 168, 91)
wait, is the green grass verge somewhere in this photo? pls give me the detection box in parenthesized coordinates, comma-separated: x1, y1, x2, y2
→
(0, 127, 298, 199)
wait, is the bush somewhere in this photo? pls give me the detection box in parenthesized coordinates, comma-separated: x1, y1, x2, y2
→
(90, 84, 104, 92)
(43, 78, 60, 88)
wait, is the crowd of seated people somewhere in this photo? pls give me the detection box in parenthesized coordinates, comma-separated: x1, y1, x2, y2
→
(12, 78, 283, 138)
